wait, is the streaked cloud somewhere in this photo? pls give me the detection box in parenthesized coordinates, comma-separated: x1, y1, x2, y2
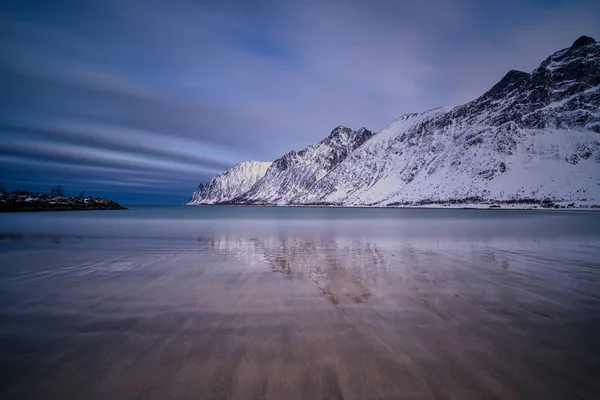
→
(1, 0, 599, 203)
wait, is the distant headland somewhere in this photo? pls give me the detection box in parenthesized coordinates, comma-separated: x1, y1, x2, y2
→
(0, 185, 126, 212)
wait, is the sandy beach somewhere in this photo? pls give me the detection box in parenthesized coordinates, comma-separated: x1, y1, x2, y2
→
(1, 207, 599, 399)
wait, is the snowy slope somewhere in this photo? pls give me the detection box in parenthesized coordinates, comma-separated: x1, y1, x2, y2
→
(235, 126, 373, 204)
(187, 161, 271, 204)
(188, 36, 600, 207)
(295, 36, 600, 205)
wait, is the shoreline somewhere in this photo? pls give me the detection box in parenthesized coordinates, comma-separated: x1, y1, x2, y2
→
(185, 202, 600, 211)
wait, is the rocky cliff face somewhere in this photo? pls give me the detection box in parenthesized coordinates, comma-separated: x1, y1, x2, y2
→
(189, 36, 600, 206)
(187, 161, 271, 204)
(234, 126, 373, 204)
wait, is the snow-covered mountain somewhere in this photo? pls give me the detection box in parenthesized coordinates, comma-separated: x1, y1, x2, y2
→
(189, 36, 600, 207)
(187, 161, 271, 204)
(233, 126, 373, 204)
(297, 35, 600, 206)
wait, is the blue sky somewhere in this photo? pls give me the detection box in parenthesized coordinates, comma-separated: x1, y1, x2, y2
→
(1, 0, 599, 204)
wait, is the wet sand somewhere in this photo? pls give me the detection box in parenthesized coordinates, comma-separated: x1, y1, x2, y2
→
(1, 208, 599, 399)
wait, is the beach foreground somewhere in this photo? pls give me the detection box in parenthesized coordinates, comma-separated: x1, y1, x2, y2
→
(0, 206, 599, 399)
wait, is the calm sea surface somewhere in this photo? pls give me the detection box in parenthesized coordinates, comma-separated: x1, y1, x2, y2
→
(1, 206, 599, 399)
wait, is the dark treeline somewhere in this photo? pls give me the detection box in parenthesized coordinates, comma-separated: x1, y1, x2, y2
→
(0, 184, 86, 198)
(0, 183, 125, 212)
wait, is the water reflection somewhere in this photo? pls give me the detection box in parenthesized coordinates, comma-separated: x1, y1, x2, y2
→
(1, 207, 600, 399)
(205, 237, 388, 304)
(201, 234, 600, 319)
(0, 233, 25, 242)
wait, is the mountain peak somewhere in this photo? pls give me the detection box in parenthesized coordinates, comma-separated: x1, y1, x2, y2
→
(326, 126, 354, 141)
(504, 69, 529, 78)
(486, 69, 529, 97)
(331, 125, 352, 134)
(570, 35, 596, 49)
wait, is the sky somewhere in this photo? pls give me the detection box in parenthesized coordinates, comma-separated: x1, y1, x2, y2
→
(1, 0, 600, 204)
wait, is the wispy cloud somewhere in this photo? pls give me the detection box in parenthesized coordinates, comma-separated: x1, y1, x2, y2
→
(1, 0, 599, 203)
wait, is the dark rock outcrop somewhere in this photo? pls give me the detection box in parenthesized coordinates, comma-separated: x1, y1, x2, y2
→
(0, 193, 126, 212)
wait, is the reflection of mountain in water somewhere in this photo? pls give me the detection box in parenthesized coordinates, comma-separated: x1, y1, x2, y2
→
(201, 236, 550, 320)
(202, 236, 585, 329)
(204, 237, 395, 305)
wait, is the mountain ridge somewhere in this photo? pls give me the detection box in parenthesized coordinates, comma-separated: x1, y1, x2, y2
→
(233, 126, 373, 205)
(187, 161, 272, 205)
(188, 36, 600, 207)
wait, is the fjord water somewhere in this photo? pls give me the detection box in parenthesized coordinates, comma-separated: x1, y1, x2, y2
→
(1, 206, 599, 399)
